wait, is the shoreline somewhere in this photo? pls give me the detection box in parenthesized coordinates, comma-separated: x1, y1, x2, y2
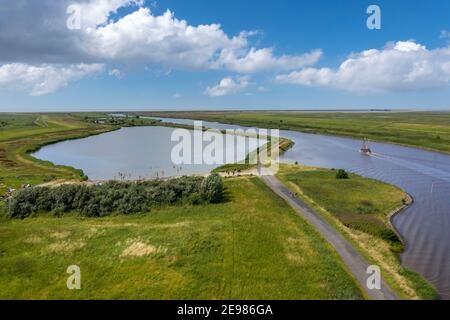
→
(388, 192, 414, 253)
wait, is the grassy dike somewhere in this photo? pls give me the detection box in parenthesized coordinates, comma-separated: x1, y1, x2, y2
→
(0, 113, 115, 196)
(276, 164, 437, 300)
(138, 111, 450, 154)
(0, 177, 364, 299)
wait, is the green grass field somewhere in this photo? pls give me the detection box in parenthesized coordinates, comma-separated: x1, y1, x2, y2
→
(0, 177, 364, 300)
(138, 111, 450, 154)
(0, 113, 114, 196)
(276, 165, 437, 300)
(278, 167, 407, 251)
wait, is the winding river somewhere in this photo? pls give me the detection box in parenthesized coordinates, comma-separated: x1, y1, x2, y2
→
(33, 117, 450, 299)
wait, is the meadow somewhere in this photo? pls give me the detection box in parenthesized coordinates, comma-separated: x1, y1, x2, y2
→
(0, 113, 113, 197)
(278, 167, 406, 251)
(0, 177, 364, 299)
(276, 164, 437, 300)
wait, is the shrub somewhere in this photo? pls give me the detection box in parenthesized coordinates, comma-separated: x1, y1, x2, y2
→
(8, 175, 224, 219)
(336, 169, 349, 179)
(201, 174, 224, 203)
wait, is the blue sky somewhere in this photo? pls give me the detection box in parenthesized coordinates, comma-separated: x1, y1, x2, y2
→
(0, 0, 449, 111)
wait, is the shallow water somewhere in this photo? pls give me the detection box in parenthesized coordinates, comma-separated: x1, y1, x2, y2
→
(34, 117, 450, 299)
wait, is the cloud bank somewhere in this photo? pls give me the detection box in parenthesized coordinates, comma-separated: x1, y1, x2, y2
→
(276, 41, 450, 93)
(1, 1, 449, 97)
(0, 63, 104, 96)
(0, 0, 319, 95)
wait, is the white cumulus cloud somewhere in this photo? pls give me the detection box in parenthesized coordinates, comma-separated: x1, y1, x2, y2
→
(0, 1, 322, 95)
(217, 47, 323, 73)
(84, 8, 238, 70)
(204, 76, 250, 97)
(83, 7, 320, 72)
(0, 63, 104, 96)
(276, 41, 450, 93)
(77, 0, 144, 28)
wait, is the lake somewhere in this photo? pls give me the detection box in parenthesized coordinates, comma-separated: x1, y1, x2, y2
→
(32, 126, 266, 180)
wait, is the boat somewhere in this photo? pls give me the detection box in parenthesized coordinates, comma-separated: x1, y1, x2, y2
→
(360, 138, 372, 155)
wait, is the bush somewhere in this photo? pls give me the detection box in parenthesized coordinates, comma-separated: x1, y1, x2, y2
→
(8, 175, 224, 219)
(201, 174, 224, 203)
(336, 169, 349, 179)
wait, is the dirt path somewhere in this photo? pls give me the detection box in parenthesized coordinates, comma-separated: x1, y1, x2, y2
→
(260, 174, 398, 300)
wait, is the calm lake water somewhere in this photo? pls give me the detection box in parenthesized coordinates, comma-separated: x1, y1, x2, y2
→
(33, 126, 265, 180)
(33, 116, 450, 299)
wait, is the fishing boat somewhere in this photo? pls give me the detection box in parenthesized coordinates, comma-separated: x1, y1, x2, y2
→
(360, 138, 372, 155)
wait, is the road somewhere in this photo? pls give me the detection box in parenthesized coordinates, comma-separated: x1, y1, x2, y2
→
(260, 174, 398, 300)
